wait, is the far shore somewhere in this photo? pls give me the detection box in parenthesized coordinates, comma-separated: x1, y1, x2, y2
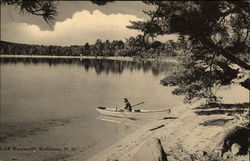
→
(0, 54, 178, 63)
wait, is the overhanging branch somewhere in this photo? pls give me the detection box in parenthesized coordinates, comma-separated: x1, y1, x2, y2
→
(202, 39, 250, 70)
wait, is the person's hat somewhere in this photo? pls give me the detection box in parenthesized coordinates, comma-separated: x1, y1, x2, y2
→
(123, 98, 128, 102)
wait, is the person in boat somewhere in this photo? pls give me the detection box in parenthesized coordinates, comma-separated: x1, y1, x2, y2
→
(123, 98, 132, 112)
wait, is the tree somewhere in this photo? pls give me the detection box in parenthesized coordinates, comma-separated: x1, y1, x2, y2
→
(94, 39, 104, 56)
(0, 0, 114, 23)
(110, 40, 124, 56)
(84, 42, 90, 55)
(103, 40, 111, 56)
(128, 1, 249, 103)
(1, 0, 57, 24)
(149, 41, 163, 58)
(124, 35, 151, 57)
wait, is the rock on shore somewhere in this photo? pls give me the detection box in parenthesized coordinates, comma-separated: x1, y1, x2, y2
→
(129, 137, 167, 161)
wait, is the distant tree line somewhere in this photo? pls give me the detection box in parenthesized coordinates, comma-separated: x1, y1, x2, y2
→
(0, 39, 181, 58)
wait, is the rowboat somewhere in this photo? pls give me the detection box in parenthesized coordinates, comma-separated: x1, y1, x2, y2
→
(96, 107, 171, 118)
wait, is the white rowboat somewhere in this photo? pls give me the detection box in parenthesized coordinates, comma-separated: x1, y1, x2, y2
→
(96, 107, 171, 118)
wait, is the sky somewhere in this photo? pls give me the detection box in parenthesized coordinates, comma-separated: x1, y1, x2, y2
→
(1, 1, 177, 46)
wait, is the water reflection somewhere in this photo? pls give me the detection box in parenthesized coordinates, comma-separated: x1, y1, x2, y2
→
(0, 57, 174, 76)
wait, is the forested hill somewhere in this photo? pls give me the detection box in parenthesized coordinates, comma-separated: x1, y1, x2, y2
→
(0, 40, 124, 57)
(0, 39, 180, 58)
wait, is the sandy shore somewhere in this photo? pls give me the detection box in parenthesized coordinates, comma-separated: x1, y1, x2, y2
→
(72, 102, 248, 161)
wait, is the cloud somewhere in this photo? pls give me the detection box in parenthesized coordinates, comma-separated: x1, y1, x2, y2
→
(1, 10, 143, 46)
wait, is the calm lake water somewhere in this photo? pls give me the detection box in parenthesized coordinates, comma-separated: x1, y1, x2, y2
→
(0, 57, 248, 161)
(0, 57, 183, 161)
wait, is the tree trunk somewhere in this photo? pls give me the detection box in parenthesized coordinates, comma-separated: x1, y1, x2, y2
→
(203, 39, 250, 70)
(240, 78, 250, 90)
(206, 124, 249, 155)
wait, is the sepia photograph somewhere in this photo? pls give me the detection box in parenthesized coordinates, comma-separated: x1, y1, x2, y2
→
(0, 1, 249, 161)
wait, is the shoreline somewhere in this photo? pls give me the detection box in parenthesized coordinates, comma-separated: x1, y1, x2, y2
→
(84, 105, 192, 161)
(81, 101, 249, 161)
(69, 104, 191, 161)
(0, 54, 178, 63)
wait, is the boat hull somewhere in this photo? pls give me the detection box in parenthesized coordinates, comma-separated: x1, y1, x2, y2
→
(96, 107, 170, 118)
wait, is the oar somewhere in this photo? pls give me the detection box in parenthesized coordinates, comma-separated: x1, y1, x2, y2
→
(131, 101, 145, 108)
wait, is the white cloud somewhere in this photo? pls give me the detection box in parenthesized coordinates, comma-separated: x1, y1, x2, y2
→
(1, 10, 143, 46)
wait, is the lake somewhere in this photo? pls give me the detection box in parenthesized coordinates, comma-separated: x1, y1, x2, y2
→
(0, 57, 183, 161)
(0, 57, 248, 161)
